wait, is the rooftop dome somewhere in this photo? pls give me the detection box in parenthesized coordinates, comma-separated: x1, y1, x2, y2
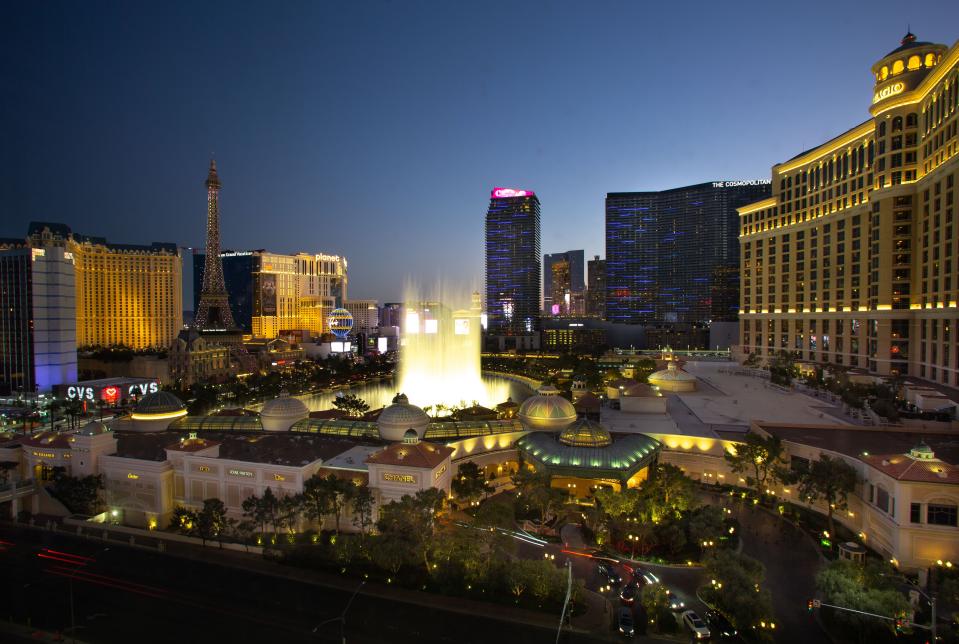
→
(130, 390, 187, 431)
(260, 391, 309, 432)
(909, 441, 936, 460)
(517, 390, 577, 432)
(623, 382, 656, 397)
(648, 362, 697, 392)
(134, 391, 185, 416)
(884, 31, 936, 57)
(378, 393, 431, 442)
(77, 420, 111, 436)
(559, 418, 612, 448)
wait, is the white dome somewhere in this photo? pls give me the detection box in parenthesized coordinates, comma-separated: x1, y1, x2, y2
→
(78, 420, 111, 436)
(377, 395, 431, 442)
(517, 393, 577, 431)
(260, 393, 309, 432)
(648, 363, 697, 392)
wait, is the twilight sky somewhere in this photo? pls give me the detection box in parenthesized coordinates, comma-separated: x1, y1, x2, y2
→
(3, 1, 959, 303)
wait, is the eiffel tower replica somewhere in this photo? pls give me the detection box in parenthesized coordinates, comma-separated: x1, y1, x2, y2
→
(195, 160, 243, 346)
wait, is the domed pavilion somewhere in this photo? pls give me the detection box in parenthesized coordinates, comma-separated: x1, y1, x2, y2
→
(130, 391, 187, 432)
(517, 385, 577, 431)
(260, 392, 309, 432)
(377, 393, 431, 442)
(515, 418, 661, 497)
(648, 362, 697, 392)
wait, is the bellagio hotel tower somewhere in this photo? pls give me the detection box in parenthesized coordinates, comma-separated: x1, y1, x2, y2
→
(738, 33, 959, 384)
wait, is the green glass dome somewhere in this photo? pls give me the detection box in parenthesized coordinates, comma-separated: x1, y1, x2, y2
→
(559, 419, 612, 448)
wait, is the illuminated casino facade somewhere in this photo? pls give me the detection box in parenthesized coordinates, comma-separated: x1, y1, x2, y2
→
(16, 222, 181, 352)
(606, 181, 771, 326)
(485, 188, 541, 337)
(194, 250, 347, 339)
(738, 33, 959, 381)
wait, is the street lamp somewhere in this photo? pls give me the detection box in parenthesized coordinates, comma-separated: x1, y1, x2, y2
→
(68, 547, 110, 644)
(313, 579, 365, 644)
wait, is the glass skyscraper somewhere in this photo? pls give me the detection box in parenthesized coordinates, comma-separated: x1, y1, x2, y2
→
(485, 188, 541, 335)
(605, 181, 771, 325)
(0, 240, 77, 394)
(543, 250, 585, 315)
(194, 251, 257, 333)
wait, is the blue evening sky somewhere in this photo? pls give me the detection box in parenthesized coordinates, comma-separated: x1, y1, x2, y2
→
(3, 1, 959, 303)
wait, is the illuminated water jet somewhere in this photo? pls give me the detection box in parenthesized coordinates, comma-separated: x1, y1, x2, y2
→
(397, 286, 510, 411)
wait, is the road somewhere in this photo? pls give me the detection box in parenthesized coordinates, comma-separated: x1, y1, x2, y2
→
(0, 525, 610, 644)
(515, 493, 829, 644)
(724, 497, 827, 644)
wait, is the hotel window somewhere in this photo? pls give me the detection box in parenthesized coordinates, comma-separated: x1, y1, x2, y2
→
(875, 486, 890, 513)
(911, 503, 922, 523)
(927, 504, 958, 527)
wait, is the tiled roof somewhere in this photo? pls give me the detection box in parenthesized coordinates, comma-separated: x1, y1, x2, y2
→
(862, 454, 959, 484)
(21, 431, 74, 449)
(365, 441, 453, 469)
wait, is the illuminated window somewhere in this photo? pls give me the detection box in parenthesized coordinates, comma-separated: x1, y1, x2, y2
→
(924, 53, 936, 67)
(880, 66, 889, 80)
(892, 60, 905, 75)
(907, 55, 921, 71)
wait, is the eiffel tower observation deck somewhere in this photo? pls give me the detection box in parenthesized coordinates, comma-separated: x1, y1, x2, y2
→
(194, 160, 243, 346)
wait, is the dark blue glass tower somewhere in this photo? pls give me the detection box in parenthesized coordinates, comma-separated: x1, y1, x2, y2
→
(193, 251, 257, 333)
(606, 182, 771, 325)
(485, 189, 541, 335)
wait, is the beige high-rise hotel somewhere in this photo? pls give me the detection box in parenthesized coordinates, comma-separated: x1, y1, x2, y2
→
(739, 33, 959, 383)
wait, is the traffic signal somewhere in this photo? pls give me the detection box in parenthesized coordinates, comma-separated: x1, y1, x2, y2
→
(807, 600, 814, 613)
(894, 616, 904, 634)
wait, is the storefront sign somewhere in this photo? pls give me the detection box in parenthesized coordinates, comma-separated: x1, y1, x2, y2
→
(127, 473, 139, 480)
(383, 473, 416, 484)
(128, 382, 159, 396)
(434, 465, 447, 480)
(32, 451, 56, 459)
(229, 469, 255, 478)
(66, 386, 95, 401)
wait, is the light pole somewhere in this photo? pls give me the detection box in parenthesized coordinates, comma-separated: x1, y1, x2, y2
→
(910, 585, 937, 644)
(68, 546, 110, 644)
(313, 579, 365, 644)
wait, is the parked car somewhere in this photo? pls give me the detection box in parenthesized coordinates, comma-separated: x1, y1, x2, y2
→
(618, 607, 635, 637)
(704, 609, 738, 639)
(619, 582, 638, 605)
(682, 610, 711, 639)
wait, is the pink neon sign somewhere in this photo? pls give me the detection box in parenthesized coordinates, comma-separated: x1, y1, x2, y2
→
(491, 187, 535, 198)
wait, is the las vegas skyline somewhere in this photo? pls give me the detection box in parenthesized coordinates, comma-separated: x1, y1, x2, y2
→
(4, 0, 959, 302)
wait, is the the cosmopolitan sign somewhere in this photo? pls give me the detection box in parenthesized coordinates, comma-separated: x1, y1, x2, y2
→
(491, 187, 535, 198)
(712, 180, 772, 188)
(873, 82, 905, 104)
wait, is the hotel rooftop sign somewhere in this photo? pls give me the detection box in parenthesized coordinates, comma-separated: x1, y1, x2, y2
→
(712, 180, 771, 188)
(491, 187, 536, 198)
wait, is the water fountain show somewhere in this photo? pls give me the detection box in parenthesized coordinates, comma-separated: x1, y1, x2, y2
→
(396, 289, 512, 411)
(302, 287, 520, 413)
